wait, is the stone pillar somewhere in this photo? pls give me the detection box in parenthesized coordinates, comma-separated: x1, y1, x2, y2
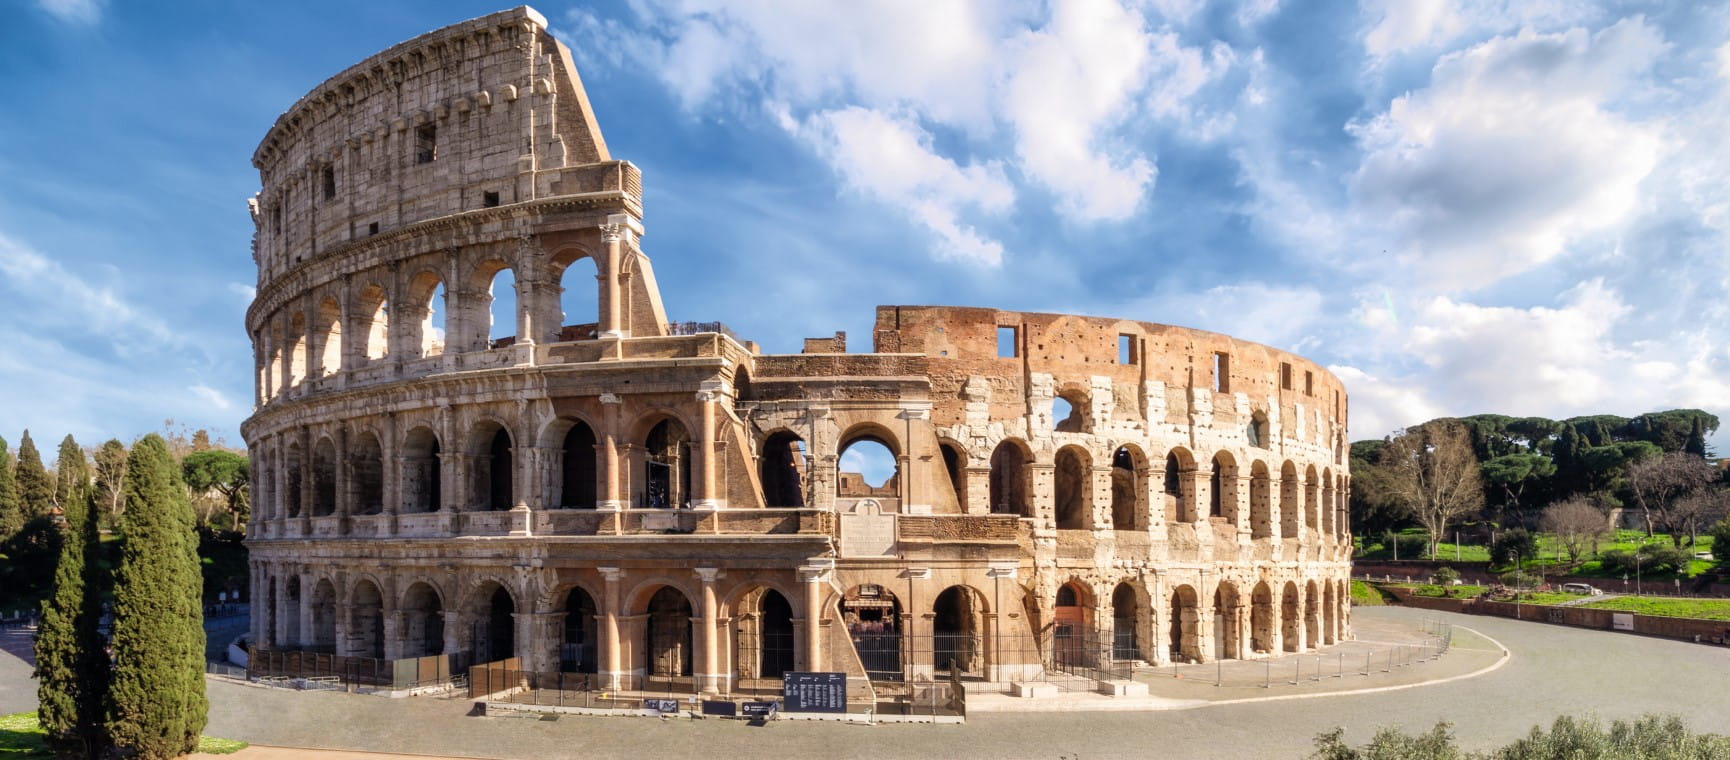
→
(274, 573, 292, 649)
(297, 571, 315, 649)
(695, 568, 722, 693)
(599, 222, 626, 339)
(382, 611, 407, 660)
(335, 603, 357, 657)
(599, 567, 624, 689)
(692, 383, 725, 510)
(798, 560, 833, 672)
(598, 394, 625, 510)
(440, 610, 464, 661)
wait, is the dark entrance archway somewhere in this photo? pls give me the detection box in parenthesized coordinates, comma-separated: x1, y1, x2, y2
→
(645, 586, 694, 678)
(845, 585, 902, 682)
(759, 590, 795, 679)
(562, 587, 598, 672)
(933, 586, 983, 675)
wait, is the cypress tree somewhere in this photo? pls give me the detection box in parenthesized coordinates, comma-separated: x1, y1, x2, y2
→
(54, 435, 89, 514)
(34, 482, 108, 758)
(16, 430, 54, 520)
(1685, 417, 1707, 458)
(106, 435, 207, 760)
(0, 436, 20, 539)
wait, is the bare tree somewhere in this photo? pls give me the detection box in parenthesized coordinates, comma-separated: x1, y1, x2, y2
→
(1383, 421, 1485, 559)
(1670, 489, 1729, 550)
(1539, 497, 1609, 563)
(1626, 452, 1718, 545)
(90, 439, 128, 525)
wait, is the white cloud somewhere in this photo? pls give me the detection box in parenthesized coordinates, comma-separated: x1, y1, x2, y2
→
(1362, 0, 1464, 60)
(228, 282, 257, 301)
(0, 231, 176, 349)
(1129, 282, 1326, 350)
(1350, 19, 1668, 290)
(36, 0, 101, 25)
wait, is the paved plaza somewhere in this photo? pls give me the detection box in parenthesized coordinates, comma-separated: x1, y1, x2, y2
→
(6, 606, 1730, 758)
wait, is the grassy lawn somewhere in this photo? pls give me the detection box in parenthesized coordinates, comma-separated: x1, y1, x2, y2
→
(0, 713, 246, 758)
(1509, 591, 1588, 605)
(1358, 528, 1720, 581)
(1350, 580, 1393, 606)
(1579, 596, 1730, 622)
(1410, 583, 1488, 598)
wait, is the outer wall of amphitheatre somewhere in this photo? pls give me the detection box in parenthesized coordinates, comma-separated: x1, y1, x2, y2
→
(240, 6, 1352, 695)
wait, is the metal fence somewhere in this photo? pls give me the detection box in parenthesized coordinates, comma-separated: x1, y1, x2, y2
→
(249, 648, 467, 690)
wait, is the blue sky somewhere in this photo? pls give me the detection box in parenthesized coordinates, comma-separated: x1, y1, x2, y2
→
(2, 0, 1728, 455)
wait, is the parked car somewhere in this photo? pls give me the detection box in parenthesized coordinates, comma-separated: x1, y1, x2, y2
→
(1561, 582, 1603, 595)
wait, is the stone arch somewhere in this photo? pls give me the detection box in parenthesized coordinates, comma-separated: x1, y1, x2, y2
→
(286, 312, 308, 386)
(643, 417, 692, 508)
(348, 578, 385, 659)
(284, 440, 304, 518)
(760, 430, 807, 508)
(642, 585, 694, 678)
(1280, 461, 1299, 539)
(1051, 384, 1091, 433)
(842, 584, 902, 681)
(1281, 580, 1301, 653)
(349, 430, 384, 515)
(1250, 581, 1275, 654)
(316, 296, 342, 376)
(540, 416, 597, 509)
(1210, 451, 1239, 524)
(1053, 445, 1092, 529)
(400, 581, 445, 658)
(937, 439, 967, 513)
(466, 419, 516, 511)
(401, 425, 441, 513)
(1249, 460, 1273, 539)
(733, 586, 796, 680)
(1164, 447, 1197, 523)
(549, 246, 599, 341)
(1305, 580, 1321, 647)
(837, 424, 899, 499)
(309, 577, 338, 652)
(465, 579, 518, 663)
(1110, 581, 1149, 661)
(355, 283, 389, 361)
(1247, 410, 1270, 449)
(283, 575, 302, 648)
(311, 435, 337, 517)
(461, 257, 516, 349)
(404, 269, 447, 358)
(1168, 584, 1200, 663)
(933, 585, 988, 675)
(1212, 581, 1241, 661)
(1321, 467, 1335, 536)
(1322, 580, 1337, 645)
(1052, 580, 1094, 668)
(1110, 444, 1147, 530)
(561, 585, 600, 673)
(989, 438, 1032, 516)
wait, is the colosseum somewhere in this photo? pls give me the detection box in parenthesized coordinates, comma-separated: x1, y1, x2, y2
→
(241, 7, 1352, 700)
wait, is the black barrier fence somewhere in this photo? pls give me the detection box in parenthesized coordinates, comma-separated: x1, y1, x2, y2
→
(474, 665, 964, 719)
(250, 648, 467, 691)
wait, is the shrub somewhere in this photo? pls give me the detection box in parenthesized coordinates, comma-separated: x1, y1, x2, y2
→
(1490, 528, 1537, 567)
(1433, 567, 1460, 596)
(1499, 569, 1538, 589)
(1711, 516, 1730, 567)
(1380, 531, 1429, 558)
(1601, 545, 1692, 576)
(1313, 713, 1730, 759)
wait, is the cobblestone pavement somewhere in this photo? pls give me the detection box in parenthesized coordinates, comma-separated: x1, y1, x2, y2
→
(7, 606, 1730, 759)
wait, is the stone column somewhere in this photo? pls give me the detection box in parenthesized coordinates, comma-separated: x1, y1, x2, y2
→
(599, 223, 625, 339)
(798, 560, 833, 672)
(382, 611, 407, 660)
(298, 571, 315, 649)
(695, 568, 722, 693)
(599, 567, 624, 689)
(598, 394, 626, 510)
(440, 610, 464, 661)
(692, 384, 725, 510)
(274, 573, 292, 649)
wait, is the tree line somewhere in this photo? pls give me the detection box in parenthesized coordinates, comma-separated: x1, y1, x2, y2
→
(1350, 409, 1727, 558)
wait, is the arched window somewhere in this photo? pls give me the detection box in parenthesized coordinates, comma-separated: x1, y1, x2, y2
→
(402, 427, 441, 513)
(1280, 461, 1300, 539)
(760, 432, 806, 507)
(1052, 389, 1089, 433)
(311, 437, 337, 517)
(939, 442, 965, 512)
(286, 313, 308, 386)
(838, 436, 897, 499)
(989, 440, 1031, 516)
(1110, 446, 1143, 530)
(316, 297, 342, 376)
(350, 432, 383, 515)
(486, 428, 513, 510)
(1247, 411, 1269, 449)
(1210, 453, 1238, 523)
(554, 253, 598, 341)
(356, 284, 389, 361)
(1054, 446, 1090, 529)
(406, 271, 446, 358)
(644, 419, 691, 508)
(488, 268, 516, 346)
(559, 421, 597, 509)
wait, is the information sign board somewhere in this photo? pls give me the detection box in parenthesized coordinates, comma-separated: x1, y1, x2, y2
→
(781, 671, 847, 713)
(643, 698, 679, 714)
(701, 700, 737, 717)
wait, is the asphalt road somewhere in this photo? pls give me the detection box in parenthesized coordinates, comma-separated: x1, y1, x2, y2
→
(6, 606, 1730, 758)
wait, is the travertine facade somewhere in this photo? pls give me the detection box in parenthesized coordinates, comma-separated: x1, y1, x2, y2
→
(242, 7, 1351, 693)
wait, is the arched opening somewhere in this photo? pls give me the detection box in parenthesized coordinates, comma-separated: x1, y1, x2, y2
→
(1251, 582, 1275, 654)
(1110, 446, 1144, 530)
(311, 437, 337, 517)
(645, 586, 694, 678)
(1169, 585, 1199, 663)
(283, 576, 302, 648)
(758, 590, 795, 679)
(349, 580, 385, 659)
(487, 268, 517, 346)
(475, 585, 516, 663)
(1322, 581, 1337, 645)
(1212, 584, 1238, 661)
(402, 426, 441, 513)
(644, 418, 691, 508)
(1210, 452, 1238, 523)
(1321, 468, 1335, 536)
(760, 432, 806, 508)
(476, 426, 514, 511)
(356, 284, 389, 361)
(1111, 583, 1139, 660)
(406, 271, 448, 358)
(844, 585, 902, 682)
(400, 582, 444, 658)
(284, 442, 304, 518)
(264, 579, 279, 648)
(837, 435, 898, 498)
(1247, 411, 1269, 449)
(310, 578, 337, 653)
(1165, 448, 1195, 523)
(1250, 461, 1273, 539)
(562, 587, 598, 673)
(1052, 389, 1089, 433)
(1280, 461, 1299, 539)
(553, 253, 598, 341)
(350, 432, 383, 516)
(1053, 446, 1090, 530)
(1052, 581, 1092, 668)
(1305, 581, 1320, 647)
(933, 586, 983, 675)
(286, 313, 308, 386)
(559, 421, 597, 509)
(939, 441, 965, 512)
(1281, 582, 1301, 653)
(988, 439, 1031, 516)
(1304, 465, 1319, 531)
(316, 297, 342, 377)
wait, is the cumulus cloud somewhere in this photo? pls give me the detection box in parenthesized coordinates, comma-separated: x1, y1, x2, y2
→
(1350, 19, 1668, 291)
(1362, 0, 1464, 60)
(0, 231, 176, 350)
(190, 384, 233, 412)
(36, 0, 101, 25)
